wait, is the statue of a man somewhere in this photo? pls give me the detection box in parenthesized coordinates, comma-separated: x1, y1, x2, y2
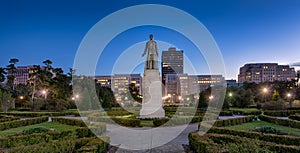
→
(142, 34, 158, 70)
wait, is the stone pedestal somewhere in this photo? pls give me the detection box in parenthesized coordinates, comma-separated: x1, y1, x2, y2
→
(140, 69, 165, 118)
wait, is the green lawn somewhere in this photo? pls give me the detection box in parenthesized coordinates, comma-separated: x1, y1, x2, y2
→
(227, 121, 300, 136)
(0, 122, 77, 137)
(229, 107, 259, 113)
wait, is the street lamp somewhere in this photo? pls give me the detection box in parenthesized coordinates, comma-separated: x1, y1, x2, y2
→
(19, 96, 24, 108)
(263, 87, 268, 102)
(209, 95, 214, 100)
(228, 92, 233, 97)
(41, 89, 47, 99)
(287, 93, 292, 108)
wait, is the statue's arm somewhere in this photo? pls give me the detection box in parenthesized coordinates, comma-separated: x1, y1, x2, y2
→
(142, 42, 148, 57)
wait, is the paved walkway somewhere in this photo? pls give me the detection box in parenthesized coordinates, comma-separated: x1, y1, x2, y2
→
(106, 123, 198, 153)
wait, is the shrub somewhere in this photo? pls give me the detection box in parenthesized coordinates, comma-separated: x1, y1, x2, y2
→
(0, 117, 48, 131)
(9, 137, 109, 153)
(153, 116, 203, 127)
(289, 115, 300, 121)
(89, 117, 140, 127)
(76, 124, 106, 138)
(22, 127, 50, 135)
(232, 110, 262, 115)
(208, 127, 300, 146)
(0, 130, 73, 148)
(0, 115, 20, 122)
(252, 126, 281, 134)
(259, 115, 300, 129)
(213, 115, 255, 127)
(263, 110, 300, 117)
(52, 117, 86, 127)
(0, 112, 80, 117)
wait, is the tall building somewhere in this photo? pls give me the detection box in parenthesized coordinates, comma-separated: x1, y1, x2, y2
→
(94, 76, 112, 88)
(161, 47, 183, 86)
(111, 74, 142, 102)
(164, 74, 225, 104)
(7, 65, 46, 85)
(238, 63, 296, 83)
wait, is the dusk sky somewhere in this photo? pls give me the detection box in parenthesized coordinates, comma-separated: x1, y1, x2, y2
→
(1, 0, 300, 79)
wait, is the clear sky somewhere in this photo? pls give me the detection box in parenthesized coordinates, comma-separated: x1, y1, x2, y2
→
(1, 0, 300, 79)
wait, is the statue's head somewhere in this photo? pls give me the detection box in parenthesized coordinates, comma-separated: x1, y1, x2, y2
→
(149, 34, 153, 40)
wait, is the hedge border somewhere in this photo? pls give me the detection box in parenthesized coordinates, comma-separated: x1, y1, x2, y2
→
(0, 116, 48, 131)
(259, 115, 300, 129)
(208, 127, 300, 146)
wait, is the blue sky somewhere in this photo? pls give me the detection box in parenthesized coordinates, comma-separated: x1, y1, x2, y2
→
(1, 0, 300, 79)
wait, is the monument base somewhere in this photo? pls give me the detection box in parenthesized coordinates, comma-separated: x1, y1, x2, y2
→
(139, 69, 165, 118)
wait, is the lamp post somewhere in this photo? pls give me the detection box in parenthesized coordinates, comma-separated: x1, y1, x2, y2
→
(263, 88, 268, 102)
(19, 96, 24, 108)
(42, 89, 47, 99)
(287, 93, 292, 108)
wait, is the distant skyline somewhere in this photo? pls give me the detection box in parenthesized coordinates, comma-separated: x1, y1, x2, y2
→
(1, 0, 300, 79)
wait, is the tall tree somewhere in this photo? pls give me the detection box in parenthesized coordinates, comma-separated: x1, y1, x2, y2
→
(42, 59, 53, 70)
(6, 58, 19, 90)
(0, 67, 6, 83)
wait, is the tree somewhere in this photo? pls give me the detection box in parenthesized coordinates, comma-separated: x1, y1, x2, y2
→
(6, 58, 19, 90)
(129, 83, 142, 103)
(42, 59, 53, 70)
(0, 67, 6, 82)
(198, 91, 208, 108)
(232, 88, 254, 108)
(271, 90, 280, 101)
(0, 89, 14, 112)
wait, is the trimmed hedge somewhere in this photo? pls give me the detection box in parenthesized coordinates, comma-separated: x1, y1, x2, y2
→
(0, 116, 48, 131)
(219, 111, 233, 116)
(0, 115, 20, 122)
(0, 111, 80, 117)
(213, 115, 255, 127)
(89, 117, 140, 127)
(0, 130, 73, 148)
(264, 110, 300, 117)
(9, 137, 109, 153)
(188, 132, 224, 153)
(259, 115, 300, 129)
(289, 115, 300, 121)
(232, 110, 262, 115)
(208, 127, 300, 146)
(52, 117, 86, 127)
(189, 132, 300, 153)
(153, 116, 203, 127)
(76, 125, 106, 138)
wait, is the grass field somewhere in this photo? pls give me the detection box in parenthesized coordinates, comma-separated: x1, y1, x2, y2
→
(227, 120, 300, 136)
(0, 122, 77, 137)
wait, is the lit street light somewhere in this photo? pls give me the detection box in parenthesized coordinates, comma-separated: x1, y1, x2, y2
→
(287, 93, 293, 108)
(209, 95, 214, 100)
(41, 89, 47, 99)
(263, 87, 268, 102)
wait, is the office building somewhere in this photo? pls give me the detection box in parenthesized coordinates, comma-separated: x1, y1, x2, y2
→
(111, 74, 142, 102)
(161, 47, 183, 85)
(238, 63, 296, 83)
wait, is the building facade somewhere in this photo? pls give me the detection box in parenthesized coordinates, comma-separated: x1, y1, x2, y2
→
(161, 47, 184, 85)
(238, 63, 296, 83)
(164, 74, 225, 104)
(110, 74, 142, 102)
(94, 76, 112, 88)
(7, 65, 47, 85)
